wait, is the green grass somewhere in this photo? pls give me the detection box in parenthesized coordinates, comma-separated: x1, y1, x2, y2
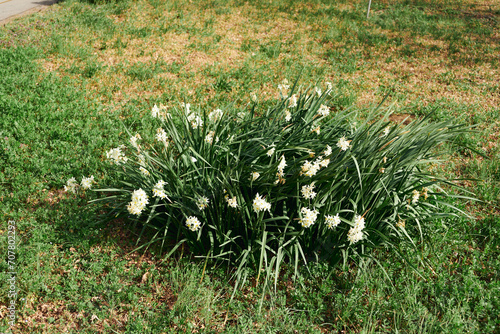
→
(0, 0, 499, 332)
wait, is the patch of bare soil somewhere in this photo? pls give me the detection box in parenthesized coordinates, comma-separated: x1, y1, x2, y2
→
(389, 113, 416, 124)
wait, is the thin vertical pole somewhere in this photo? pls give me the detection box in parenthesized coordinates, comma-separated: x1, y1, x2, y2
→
(367, 0, 372, 19)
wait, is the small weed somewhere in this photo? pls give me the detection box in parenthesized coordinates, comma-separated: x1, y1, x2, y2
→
(357, 30, 388, 46)
(212, 76, 232, 92)
(126, 62, 155, 81)
(82, 61, 103, 78)
(326, 48, 360, 73)
(128, 27, 152, 39)
(165, 61, 184, 74)
(241, 38, 253, 52)
(400, 44, 417, 57)
(259, 41, 282, 58)
(112, 37, 128, 49)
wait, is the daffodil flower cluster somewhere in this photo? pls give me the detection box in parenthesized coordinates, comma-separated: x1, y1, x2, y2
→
(130, 134, 141, 151)
(188, 114, 203, 129)
(137, 154, 146, 167)
(197, 196, 209, 210)
(411, 190, 420, 204)
(301, 155, 330, 177)
(253, 193, 271, 213)
(276, 155, 287, 182)
(301, 160, 321, 177)
(139, 166, 150, 177)
(299, 207, 319, 228)
(237, 112, 247, 122)
(324, 145, 332, 156)
(284, 109, 292, 122)
(181, 102, 191, 114)
(266, 144, 276, 157)
(151, 103, 170, 119)
(152, 180, 169, 200)
(156, 128, 168, 144)
(127, 189, 149, 216)
(223, 189, 239, 208)
(226, 196, 238, 208)
(318, 104, 330, 117)
(278, 79, 290, 94)
(337, 136, 351, 151)
(151, 104, 160, 118)
(315, 86, 322, 96)
(301, 183, 317, 199)
(325, 214, 341, 229)
(183, 102, 203, 129)
(208, 109, 223, 122)
(347, 215, 365, 244)
(319, 158, 330, 168)
(64, 177, 79, 193)
(64, 175, 95, 193)
(81, 175, 95, 190)
(106, 146, 128, 165)
(205, 131, 215, 144)
(250, 92, 257, 102)
(186, 216, 201, 232)
(251, 172, 260, 181)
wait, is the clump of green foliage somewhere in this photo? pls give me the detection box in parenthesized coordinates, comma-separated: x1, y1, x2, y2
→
(79, 79, 471, 292)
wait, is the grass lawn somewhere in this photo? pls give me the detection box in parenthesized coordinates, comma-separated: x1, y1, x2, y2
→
(0, 0, 499, 332)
